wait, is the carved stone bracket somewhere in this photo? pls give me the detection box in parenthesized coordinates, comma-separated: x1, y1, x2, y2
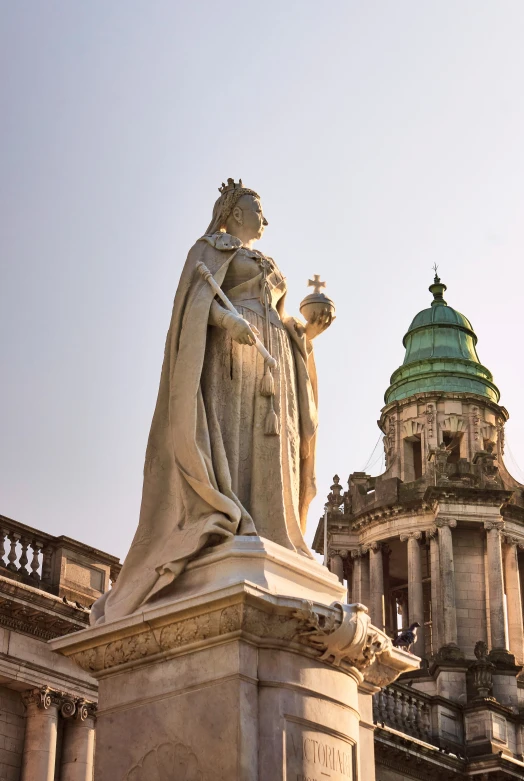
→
(292, 601, 418, 686)
(21, 686, 96, 720)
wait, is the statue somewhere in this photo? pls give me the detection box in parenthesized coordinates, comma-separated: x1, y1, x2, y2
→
(91, 179, 334, 624)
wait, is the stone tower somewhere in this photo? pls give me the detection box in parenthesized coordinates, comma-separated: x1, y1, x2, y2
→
(314, 275, 524, 777)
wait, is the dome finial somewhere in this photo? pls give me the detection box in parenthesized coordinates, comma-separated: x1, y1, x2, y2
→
(429, 264, 447, 306)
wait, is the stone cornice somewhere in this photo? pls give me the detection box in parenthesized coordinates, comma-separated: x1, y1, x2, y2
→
(379, 392, 509, 428)
(351, 501, 433, 532)
(374, 727, 465, 779)
(0, 575, 89, 640)
(425, 485, 513, 508)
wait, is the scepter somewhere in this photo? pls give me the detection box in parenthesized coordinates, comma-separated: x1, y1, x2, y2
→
(196, 261, 277, 369)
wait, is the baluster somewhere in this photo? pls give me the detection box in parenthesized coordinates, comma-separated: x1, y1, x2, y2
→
(378, 689, 387, 723)
(18, 537, 30, 576)
(386, 688, 395, 727)
(394, 691, 403, 729)
(421, 703, 431, 741)
(0, 530, 7, 568)
(29, 541, 42, 582)
(6, 533, 19, 572)
(41, 545, 54, 585)
(407, 696, 418, 737)
(400, 693, 411, 733)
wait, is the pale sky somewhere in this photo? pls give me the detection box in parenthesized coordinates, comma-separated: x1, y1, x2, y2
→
(1, 1, 524, 561)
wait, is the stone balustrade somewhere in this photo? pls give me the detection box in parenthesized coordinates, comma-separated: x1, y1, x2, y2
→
(373, 683, 431, 742)
(0, 513, 121, 605)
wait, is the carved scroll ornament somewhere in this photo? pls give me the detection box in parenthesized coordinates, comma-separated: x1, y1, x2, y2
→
(294, 602, 393, 671)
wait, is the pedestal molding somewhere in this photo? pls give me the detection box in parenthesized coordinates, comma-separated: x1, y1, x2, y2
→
(51, 586, 418, 689)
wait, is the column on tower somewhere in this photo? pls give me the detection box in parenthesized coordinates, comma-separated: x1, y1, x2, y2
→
(400, 531, 425, 656)
(382, 544, 393, 635)
(502, 535, 523, 662)
(427, 527, 442, 653)
(485, 521, 508, 650)
(368, 542, 384, 630)
(436, 519, 458, 648)
(351, 547, 369, 607)
(329, 551, 345, 584)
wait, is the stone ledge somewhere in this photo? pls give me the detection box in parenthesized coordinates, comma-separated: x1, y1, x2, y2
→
(50, 583, 418, 689)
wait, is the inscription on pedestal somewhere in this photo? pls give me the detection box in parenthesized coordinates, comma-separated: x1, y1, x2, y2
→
(285, 718, 355, 781)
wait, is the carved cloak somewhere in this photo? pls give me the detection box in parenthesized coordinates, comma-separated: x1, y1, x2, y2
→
(91, 235, 318, 624)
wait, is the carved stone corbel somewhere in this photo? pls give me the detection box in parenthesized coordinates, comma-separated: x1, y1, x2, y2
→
(293, 601, 418, 687)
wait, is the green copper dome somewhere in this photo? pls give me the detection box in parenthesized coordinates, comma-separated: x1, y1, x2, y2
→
(385, 276, 500, 404)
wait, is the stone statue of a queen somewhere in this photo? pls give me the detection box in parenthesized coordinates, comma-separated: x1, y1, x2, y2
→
(92, 179, 333, 624)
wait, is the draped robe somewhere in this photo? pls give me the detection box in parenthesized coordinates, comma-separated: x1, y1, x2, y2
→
(91, 232, 318, 625)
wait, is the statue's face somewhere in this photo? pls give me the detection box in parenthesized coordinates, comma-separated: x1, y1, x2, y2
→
(231, 195, 268, 243)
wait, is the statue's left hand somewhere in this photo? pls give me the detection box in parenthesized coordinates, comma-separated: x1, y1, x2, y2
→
(304, 309, 335, 341)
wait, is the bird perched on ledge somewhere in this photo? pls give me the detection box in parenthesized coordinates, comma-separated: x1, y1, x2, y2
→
(393, 622, 421, 653)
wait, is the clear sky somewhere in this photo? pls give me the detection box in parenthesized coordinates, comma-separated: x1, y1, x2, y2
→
(1, 1, 524, 561)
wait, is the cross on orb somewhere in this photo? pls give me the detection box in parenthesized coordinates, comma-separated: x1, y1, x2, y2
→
(308, 275, 326, 294)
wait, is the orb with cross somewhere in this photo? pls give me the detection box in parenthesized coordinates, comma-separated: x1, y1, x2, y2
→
(299, 274, 336, 324)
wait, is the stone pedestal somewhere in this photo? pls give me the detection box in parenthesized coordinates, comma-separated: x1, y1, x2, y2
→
(51, 537, 418, 780)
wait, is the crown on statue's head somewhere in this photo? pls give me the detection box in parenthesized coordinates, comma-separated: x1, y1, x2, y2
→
(218, 178, 243, 194)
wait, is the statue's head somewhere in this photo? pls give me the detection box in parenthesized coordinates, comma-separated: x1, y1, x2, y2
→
(206, 178, 268, 246)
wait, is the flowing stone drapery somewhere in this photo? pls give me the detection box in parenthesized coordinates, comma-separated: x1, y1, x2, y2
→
(369, 542, 385, 631)
(400, 531, 425, 656)
(485, 521, 507, 650)
(436, 519, 458, 647)
(502, 537, 524, 664)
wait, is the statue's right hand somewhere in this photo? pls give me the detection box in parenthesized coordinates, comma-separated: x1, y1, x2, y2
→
(222, 312, 260, 346)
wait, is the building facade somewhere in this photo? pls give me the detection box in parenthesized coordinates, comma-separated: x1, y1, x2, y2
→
(0, 512, 120, 781)
(314, 275, 524, 779)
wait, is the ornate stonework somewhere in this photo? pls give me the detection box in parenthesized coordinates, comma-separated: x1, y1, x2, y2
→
(21, 686, 96, 720)
(64, 592, 417, 689)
